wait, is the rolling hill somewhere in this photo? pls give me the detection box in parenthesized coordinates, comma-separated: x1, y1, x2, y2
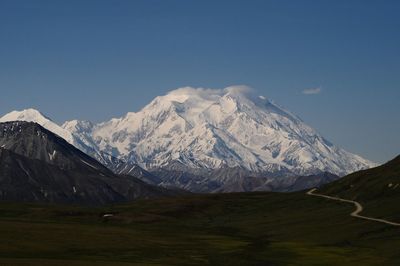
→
(318, 155, 400, 221)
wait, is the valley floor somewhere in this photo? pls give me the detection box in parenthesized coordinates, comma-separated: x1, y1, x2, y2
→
(0, 192, 399, 265)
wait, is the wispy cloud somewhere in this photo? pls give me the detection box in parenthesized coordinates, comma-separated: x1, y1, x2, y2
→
(302, 87, 322, 95)
(167, 85, 254, 100)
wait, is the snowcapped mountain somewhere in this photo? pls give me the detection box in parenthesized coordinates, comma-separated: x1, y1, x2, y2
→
(65, 86, 374, 177)
(0, 86, 376, 192)
(0, 109, 76, 145)
(0, 109, 120, 169)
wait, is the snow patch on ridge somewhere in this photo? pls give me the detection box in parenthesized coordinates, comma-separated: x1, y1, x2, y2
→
(80, 159, 98, 170)
(48, 150, 57, 161)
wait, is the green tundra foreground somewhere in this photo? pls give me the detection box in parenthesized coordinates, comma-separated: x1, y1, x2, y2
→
(0, 191, 399, 266)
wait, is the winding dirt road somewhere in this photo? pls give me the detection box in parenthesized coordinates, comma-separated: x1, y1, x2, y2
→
(307, 188, 400, 226)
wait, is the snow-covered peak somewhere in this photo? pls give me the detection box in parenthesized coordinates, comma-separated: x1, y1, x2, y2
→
(138, 86, 265, 124)
(152, 85, 254, 107)
(0, 86, 377, 180)
(0, 109, 115, 168)
(0, 108, 75, 144)
(83, 86, 377, 176)
(0, 108, 48, 123)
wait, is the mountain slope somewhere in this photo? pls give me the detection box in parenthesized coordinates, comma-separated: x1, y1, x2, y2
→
(0, 109, 77, 144)
(0, 121, 172, 204)
(59, 86, 375, 192)
(0, 147, 123, 204)
(318, 155, 400, 221)
(1, 87, 376, 192)
(0, 120, 109, 172)
(0, 109, 124, 170)
(83, 86, 374, 176)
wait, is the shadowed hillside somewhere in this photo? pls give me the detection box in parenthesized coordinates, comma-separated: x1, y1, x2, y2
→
(319, 155, 400, 221)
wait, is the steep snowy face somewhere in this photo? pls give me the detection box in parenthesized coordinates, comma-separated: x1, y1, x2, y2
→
(86, 86, 375, 176)
(60, 119, 125, 169)
(62, 120, 96, 149)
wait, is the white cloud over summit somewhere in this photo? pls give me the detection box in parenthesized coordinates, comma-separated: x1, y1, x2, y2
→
(302, 87, 322, 95)
(166, 85, 255, 101)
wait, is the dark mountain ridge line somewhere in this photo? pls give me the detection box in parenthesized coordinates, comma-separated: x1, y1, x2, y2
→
(0, 121, 181, 205)
(0, 121, 110, 173)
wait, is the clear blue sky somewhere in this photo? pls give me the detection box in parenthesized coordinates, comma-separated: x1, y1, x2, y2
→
(0, 0, 399, 163)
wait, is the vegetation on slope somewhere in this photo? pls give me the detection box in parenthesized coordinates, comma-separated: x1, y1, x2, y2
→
(320, 155, 400, 221)
(0, 191, 399, 265)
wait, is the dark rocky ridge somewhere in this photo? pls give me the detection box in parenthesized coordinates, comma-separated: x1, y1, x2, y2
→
(0, 121, 175, 205)
(0, 121, 110, 172)
(137, 160, 339, 193)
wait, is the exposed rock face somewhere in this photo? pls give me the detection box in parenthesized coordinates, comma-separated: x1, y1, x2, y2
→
(0, 121, 173, 205)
